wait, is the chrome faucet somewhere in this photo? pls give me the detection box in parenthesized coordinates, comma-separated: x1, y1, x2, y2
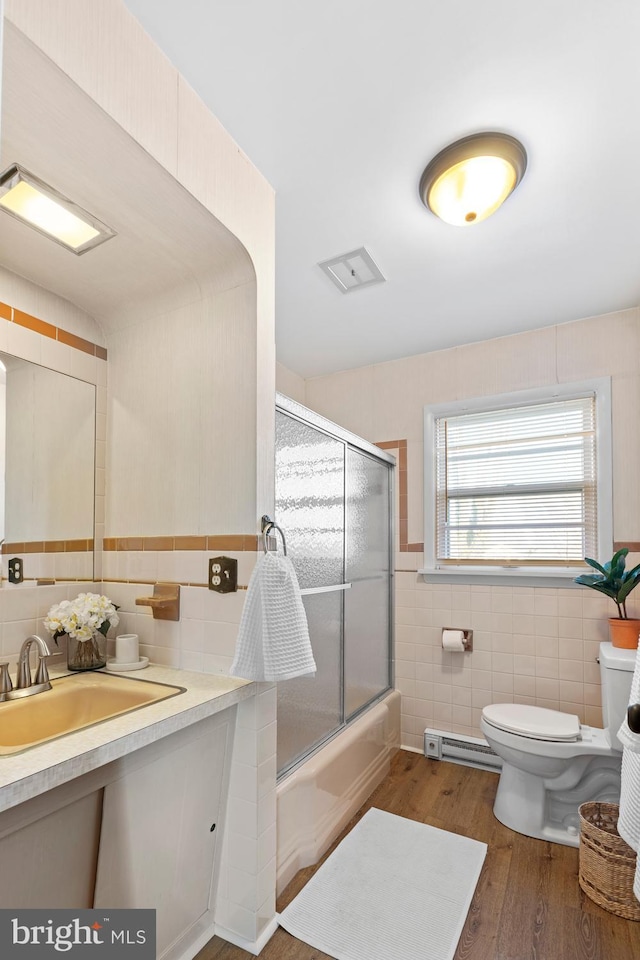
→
(0, 635, 53, 702)
(17, 635, 53, 688)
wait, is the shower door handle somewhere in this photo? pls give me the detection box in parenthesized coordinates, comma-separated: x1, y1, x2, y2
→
(300, 583, 352, 596)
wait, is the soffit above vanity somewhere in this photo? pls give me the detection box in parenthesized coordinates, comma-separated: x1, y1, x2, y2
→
(0, 23, 254, 332)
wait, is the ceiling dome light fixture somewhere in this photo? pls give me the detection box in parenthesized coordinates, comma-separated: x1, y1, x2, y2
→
(419, 132, 527, 226)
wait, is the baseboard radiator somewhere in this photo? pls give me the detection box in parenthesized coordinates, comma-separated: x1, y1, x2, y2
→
(424, 728, 502, 771)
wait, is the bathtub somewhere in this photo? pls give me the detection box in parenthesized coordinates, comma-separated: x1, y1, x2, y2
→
(276, 689, 401, 894)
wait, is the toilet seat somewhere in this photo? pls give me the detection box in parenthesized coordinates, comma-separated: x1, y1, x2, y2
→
(482, 703, 581, 742)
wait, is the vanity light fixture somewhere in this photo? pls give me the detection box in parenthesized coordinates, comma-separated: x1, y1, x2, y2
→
(419, 132, 527, 226)
(0, 163, 116, 254)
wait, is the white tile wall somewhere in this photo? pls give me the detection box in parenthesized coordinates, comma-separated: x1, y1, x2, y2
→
(0, 265, 106, 347)
(0, 581, 98, 664)
(102, 550, 257, 673)
(0, 281, 263, 938)
(275, 362, 305, 404)
(101, 552, 274, 942)
(2, 3, 277, 947)
(216, 684, 277, 944)
(105, 287, 258, 539)
(395, 573, 639, 750)
(0, 568, 275, 949)
(300, 307, 640, 752)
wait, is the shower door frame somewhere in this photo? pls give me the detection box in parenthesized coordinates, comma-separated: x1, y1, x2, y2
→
(275, 393, 395, 780)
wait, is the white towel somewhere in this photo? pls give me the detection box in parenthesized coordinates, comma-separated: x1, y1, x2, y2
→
(230, 551, 316, 682)
(617, 642, 640, 901)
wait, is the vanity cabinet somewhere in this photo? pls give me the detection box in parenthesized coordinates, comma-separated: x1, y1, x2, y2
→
(0, 789, 102, 907)
(94, 713, 232, 957)
(0, 705, 237, 960)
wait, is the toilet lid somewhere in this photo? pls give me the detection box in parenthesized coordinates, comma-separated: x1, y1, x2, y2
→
(482, 703, 581, 741)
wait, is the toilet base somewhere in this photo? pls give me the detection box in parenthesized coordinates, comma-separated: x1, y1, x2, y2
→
(493, 755, 622, 846)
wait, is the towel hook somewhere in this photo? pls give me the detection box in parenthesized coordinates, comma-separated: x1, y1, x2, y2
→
(261, 515, 287, 556)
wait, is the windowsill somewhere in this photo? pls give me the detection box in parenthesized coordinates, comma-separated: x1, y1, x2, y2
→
(418, 567, 586, 588)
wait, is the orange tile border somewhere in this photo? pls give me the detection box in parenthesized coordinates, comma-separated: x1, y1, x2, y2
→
(44, 540, 66, 553)
(11, 577, 96, 584)
(102, 534, 262, 552)
(101, 577, 249, 591)
(21, 541, 44, 554)
(3, 539, 94, 554)
(66, 539, 93, 552)
(13, 309, 56, 340)
(174, 536, 207, 551)
(1, 300, 108, 360)
(614, 542, 640, 553)
(143, 537, 174, 551)
(3, 542, 24, 554)
(57, 329, 97, 356)
(376, 439, 424, 554)
(103, 578, 157, 585)
(117, 537, 142, 552)
(207, 535, 246, 551)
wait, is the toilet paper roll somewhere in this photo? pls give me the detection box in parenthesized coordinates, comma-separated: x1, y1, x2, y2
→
(442, 629, 466, 652)
(115, 634, 139, 663)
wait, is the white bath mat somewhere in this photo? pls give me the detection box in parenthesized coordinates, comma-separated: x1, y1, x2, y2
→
(278, 807, 487, 960)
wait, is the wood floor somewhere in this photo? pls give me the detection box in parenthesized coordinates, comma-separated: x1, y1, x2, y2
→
(197, 750, 640, 960)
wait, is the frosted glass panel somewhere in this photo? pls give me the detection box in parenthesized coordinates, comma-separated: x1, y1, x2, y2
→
(275, 407, 392, 777)
(344, 448, 391, 719)
(275, 411, 344, 589)
(276, 591, 342, 774)
(344, 581, 390, 717)
(275, 411, 344, 776)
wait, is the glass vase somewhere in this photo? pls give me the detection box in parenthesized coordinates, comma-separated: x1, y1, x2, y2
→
(67, 633, 106, 671)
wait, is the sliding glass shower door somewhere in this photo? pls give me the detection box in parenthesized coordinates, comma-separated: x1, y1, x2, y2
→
(344, 447, 391, 719)
(275, 397, 393, 778)
(275, 412, 344, 773)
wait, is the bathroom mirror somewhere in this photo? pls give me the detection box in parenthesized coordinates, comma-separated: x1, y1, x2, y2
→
(1, 352, 95, 582)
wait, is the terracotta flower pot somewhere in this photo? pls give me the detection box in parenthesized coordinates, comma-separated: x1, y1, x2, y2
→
(608, 618, 640, 649)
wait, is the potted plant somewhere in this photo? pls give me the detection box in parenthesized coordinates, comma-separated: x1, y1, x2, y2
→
(574, 548, 640, 648)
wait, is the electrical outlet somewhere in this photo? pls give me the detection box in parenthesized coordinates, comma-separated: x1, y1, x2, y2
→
(209, 556, 237, 593)
(424, 733, 442, 759)
(8, 558, 23, 584)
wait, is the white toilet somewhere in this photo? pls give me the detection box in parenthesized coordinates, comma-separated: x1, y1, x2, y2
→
(480, 642, 636, 846)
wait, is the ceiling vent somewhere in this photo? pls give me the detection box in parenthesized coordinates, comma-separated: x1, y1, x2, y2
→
(318, 246, 386, 294)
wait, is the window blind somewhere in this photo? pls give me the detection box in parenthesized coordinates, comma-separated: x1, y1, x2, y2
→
(434, 396, 597, 565)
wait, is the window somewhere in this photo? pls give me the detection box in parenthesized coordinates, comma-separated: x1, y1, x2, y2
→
(423, 380, 612, 580)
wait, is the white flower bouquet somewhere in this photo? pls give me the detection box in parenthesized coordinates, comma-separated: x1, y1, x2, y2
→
(45, 592, 120, 670)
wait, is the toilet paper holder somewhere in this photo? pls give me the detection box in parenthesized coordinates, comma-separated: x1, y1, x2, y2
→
(442, 628, 473, 652)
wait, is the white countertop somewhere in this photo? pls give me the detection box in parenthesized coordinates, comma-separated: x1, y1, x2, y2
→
(0, 663, 253, 814)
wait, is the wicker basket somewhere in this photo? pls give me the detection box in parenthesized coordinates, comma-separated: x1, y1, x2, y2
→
(578, 801, 640, 920)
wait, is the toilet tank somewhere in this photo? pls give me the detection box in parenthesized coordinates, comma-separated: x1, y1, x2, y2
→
(599, 642, 637, 749)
